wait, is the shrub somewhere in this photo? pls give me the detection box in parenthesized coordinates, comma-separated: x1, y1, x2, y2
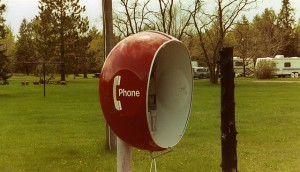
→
(255, 60, 276, 79)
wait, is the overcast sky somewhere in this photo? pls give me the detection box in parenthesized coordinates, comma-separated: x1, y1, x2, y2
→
(3, 0, 102, 36)
(2, 0, 300, 36)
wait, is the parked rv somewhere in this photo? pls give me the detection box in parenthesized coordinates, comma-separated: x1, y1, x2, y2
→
(255, 55, 300, 78)
(191, 61, 198, 68)
(233, 57, 254, 77)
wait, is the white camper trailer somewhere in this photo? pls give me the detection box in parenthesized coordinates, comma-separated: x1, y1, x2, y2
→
(233, 57, 254, 77)
(255, 55, 300, 78)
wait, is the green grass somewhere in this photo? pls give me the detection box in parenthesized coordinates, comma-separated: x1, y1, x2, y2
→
(0, 76, 300, 171)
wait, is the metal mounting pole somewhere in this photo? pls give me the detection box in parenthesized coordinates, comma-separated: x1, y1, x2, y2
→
(220, 47, 238, 172)
(117, 137, 132, 172)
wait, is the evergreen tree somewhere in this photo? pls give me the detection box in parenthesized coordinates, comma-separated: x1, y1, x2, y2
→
(15, 19, 36, 75)
(72, 34, 92, 78)
(88, 27, 105, 73)
(0, 2, 10, 84)
(33, 6, 58, 77)
(252, 8, 285, 57)
(295, 21, 300, 56)
(37, 0, 89, 81)
(277, 0, 296, 56)
(34, 5, 57, 63)
(4, 26, 16, 69)
(278, 0, 294, 30)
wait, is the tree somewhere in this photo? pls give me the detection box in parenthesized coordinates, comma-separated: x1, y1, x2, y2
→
(4, 26, 16, 73)
(37, 0, 89, 81)
(113, 0, 151, 37)
(113, 0, 193, 40)
(15, 19, 36, 75)
(294, 21, 300, 56)
(277, 0, 296, 56)
(87, 27, 105, 73)
(71, 33, 92, 78)
(252, 8, 288, 58)
(192, 0, 257, 84)
(229, 15, 255, 76)
(153, 0, 193, 40)
(34, 6, 56, 63)
(0, 2, 11, 84)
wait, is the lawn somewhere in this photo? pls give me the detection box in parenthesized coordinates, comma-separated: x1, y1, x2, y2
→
(0, 75, 300, 171)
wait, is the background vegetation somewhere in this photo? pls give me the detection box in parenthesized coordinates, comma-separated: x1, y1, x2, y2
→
(0, 0, 300, 84)
(1, 0, 300, 171)
(255, 60, 276, 79)
(0, 76, 299, 171)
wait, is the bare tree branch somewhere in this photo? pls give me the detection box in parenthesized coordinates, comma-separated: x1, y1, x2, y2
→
(192, 0, 258, 83)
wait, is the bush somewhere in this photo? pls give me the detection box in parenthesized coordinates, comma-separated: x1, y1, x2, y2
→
(255, 60, 276, 79)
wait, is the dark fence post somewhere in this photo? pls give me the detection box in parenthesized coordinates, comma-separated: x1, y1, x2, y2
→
(220, 47, 238, 172)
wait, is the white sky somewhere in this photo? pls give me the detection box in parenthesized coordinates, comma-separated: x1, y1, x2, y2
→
(253, 0, 300, 18)
(2, 0, 300, 36)
(3, 0, 102, 36)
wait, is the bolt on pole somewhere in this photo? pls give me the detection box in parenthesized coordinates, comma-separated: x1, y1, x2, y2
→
(220, 47, 238, 172)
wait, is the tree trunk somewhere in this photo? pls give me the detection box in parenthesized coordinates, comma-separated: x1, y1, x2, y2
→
(209, 65, 219, 84)
(83, 73, 87, 78)
(210, 73, 218, 84)
(60, 62, 66, 81)
(103, 0, 117, 150)
(26, 66, 29, 76)
(243, 58, 246, 77)
(60, 6, 66, 82)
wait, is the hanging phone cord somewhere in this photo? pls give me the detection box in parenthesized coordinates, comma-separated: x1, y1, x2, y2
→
(150, 157, 157, 172)
(149, 148, 173, 172)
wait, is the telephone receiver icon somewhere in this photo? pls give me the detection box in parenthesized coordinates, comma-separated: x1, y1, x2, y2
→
(113, 75, 122, 111)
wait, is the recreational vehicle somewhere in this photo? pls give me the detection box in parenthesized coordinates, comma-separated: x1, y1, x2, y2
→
(255, 55, 300, 78)
(233, 57, 254, 77)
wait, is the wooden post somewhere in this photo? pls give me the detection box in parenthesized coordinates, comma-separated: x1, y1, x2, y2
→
(102, 0, 117, 150)
(117, 137, 132, 172)
(220, 47, 238, 172)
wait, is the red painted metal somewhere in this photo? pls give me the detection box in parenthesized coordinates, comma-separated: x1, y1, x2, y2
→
(99, 31, 172, 151)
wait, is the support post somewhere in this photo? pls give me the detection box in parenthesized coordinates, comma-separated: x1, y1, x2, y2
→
(102, 0, 117, 150)
(117, 137, 132, 172)
(220, 47, 238, 172)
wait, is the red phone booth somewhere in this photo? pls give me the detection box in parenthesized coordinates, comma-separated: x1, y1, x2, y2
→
(99, 31, 193, 151)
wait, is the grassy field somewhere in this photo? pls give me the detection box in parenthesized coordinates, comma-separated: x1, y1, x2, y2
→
(0, 75, 300, 171)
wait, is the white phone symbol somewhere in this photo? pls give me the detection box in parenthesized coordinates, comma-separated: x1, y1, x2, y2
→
(113, 75, 122, 111)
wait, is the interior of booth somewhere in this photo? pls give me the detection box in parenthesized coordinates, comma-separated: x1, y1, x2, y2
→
(147, 41, 193, 149)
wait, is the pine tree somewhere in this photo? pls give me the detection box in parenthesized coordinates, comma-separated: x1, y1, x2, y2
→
(0, 2, 10, 84)
(277, 0, 296, 56)
(37, 0, 89, 81)
(4, 26, 16, 66)
(278, 0, 294, 30)
(88, 27, 105, 73)
(34, 5, 57, 63)
(15, 19, 36, 75)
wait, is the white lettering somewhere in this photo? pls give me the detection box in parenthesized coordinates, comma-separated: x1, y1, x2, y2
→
(118, 88, 140, 97)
